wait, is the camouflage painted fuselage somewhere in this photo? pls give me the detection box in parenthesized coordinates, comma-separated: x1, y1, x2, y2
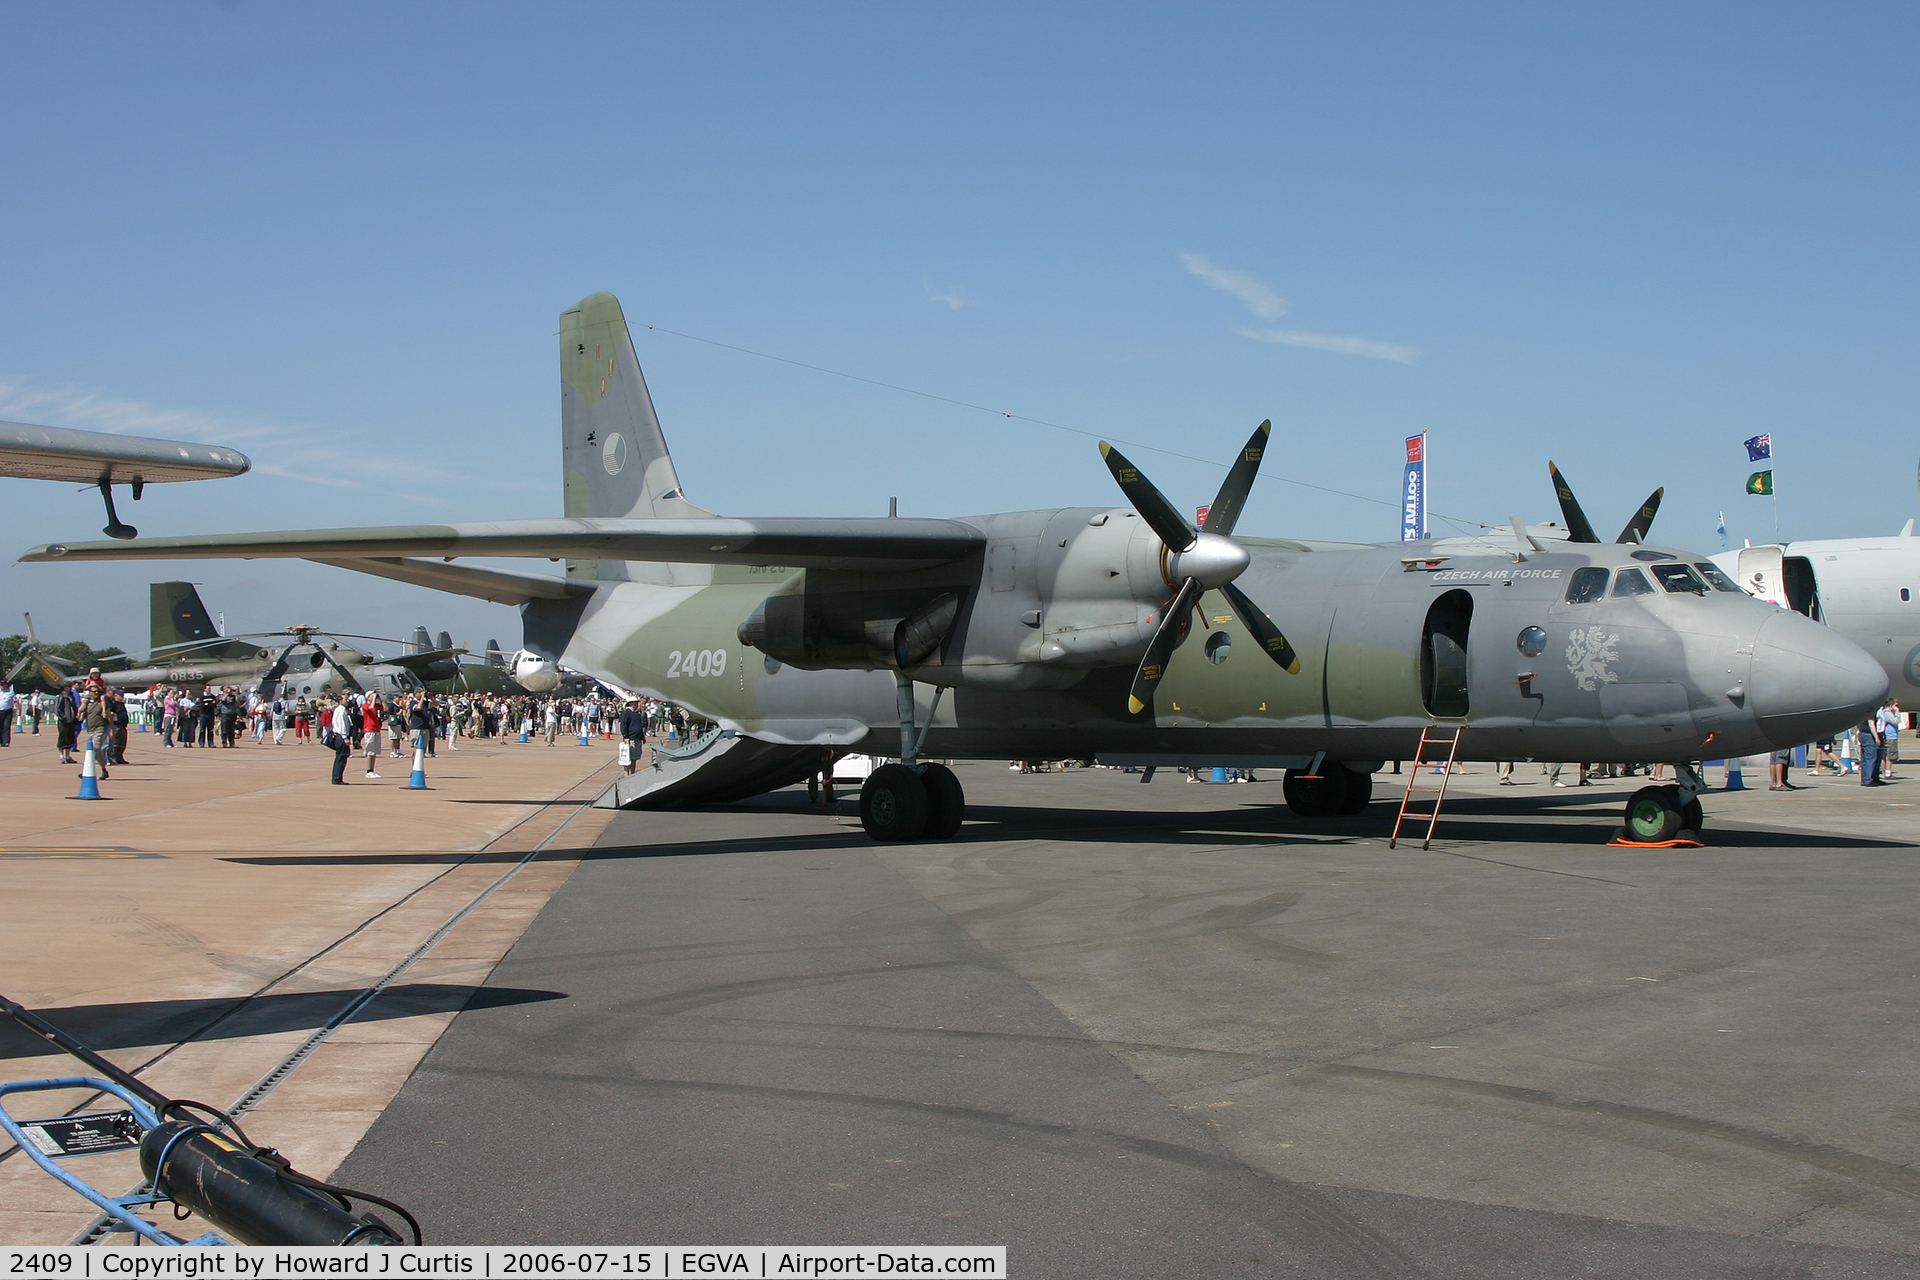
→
(534, 517, 1883, 769)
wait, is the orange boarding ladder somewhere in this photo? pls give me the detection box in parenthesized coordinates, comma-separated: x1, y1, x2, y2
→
(1389, 724, 1467, 850)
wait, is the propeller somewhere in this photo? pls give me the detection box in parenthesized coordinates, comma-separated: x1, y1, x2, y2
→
(6, 612, 80, 685)
(1099, 420, 1301, 715)
(1548, 462, 1663, 545)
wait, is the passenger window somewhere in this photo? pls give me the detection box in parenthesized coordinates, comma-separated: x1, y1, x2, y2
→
(1651, 563, 1709, 595)
(1564, 567, 1610, 603)
(1612, 568, 1655, 597)
(1693, 562, 1743, 593)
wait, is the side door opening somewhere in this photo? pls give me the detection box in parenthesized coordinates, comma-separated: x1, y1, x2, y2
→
(1421, 589, 1473, 718)
(1782, 556, 1821, 620)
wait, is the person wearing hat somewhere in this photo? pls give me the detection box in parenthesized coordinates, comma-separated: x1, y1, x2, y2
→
(0, 676, 15, 747)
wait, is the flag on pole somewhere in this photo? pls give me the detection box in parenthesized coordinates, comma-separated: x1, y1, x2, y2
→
(1746, 470, 1774, 495)
(1717, 512, 1727, 547)
(1744, 434, 1772, 462)
(1399, 434, 1426, 541)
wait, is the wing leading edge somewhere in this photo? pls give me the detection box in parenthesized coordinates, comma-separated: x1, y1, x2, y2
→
(21, 516, 986, 573)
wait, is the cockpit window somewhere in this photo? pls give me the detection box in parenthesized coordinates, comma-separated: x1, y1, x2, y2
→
(1693, 562, 1742, 593)
(1564, 567, 1610, 603)
(1651, 563, 1709, 595)
(1612, 568, 1655, 597)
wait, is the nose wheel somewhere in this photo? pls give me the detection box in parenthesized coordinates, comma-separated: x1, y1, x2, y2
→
(1623, 775, 1707, 843)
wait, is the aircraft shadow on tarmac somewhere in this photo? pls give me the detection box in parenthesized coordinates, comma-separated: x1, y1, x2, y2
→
(0, 983, 565, 1060)
(221, 786, 1918, 869)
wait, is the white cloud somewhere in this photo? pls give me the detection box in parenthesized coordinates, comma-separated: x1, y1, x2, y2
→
(1236, 327, 1422, 365)
(928, 288, 967, 311)
(1179, 252, 1288, 320)
(1181, 252, 1420, 365)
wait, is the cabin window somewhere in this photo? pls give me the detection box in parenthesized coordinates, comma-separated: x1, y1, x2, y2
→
(1651, 563, 1709, 595)
(1693, 562, 1742, 593)
(1905, 589, 1912, 603)
(1564, 567, 1610, 603)
(1612, 568, 1655, 597)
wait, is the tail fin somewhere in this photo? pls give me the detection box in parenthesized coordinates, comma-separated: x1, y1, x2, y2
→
(150, 582, 254, 658)
(561, 293, 713, 522)
(435, 630, 452, 651)
(409, 625, 432, 654)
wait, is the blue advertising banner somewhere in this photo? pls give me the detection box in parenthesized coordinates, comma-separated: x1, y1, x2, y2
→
(1400, 434, 1426, 541)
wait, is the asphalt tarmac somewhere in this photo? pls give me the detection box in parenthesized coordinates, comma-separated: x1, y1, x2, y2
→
(337, 763, 1920, 1276)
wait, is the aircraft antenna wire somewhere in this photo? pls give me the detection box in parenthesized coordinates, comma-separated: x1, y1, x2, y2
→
(640, 323, 1483, 536)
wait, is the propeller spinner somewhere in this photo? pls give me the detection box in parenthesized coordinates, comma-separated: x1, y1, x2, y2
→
(1099, 421, 1301, 714)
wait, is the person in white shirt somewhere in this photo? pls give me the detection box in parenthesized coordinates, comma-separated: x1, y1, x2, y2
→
(328, 698, 353, 784)
(0, 679, 16, 747)
(1878, 701, 1903, 780)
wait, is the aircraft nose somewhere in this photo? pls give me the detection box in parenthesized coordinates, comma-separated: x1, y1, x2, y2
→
(1749, 610, 1889, 748)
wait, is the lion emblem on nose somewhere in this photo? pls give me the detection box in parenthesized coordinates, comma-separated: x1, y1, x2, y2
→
(1566, 626, 1621, 691)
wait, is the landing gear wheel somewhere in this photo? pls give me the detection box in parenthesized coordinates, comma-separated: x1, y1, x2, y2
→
(1624, 785, 1683, 842)
(920, 763, 966, 840)
(1284, 766, 1350, 817)
(1681, 796, 1704, 833)
(861, 764, 928, 841)
(1338, 769, 1373, 814)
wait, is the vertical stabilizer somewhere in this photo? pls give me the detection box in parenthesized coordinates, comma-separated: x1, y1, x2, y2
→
(150, 582, 254, 658)
(561, 292, 714, 582)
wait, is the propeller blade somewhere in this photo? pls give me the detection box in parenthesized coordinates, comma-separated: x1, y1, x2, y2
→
(255, 638, 303, 697)
(1615, 487, 1663, 544)
(1218, 581, 1300, 675)
(22, 612, 38, 645)
(1547, 462, 1601, 543)
(5, 653, 33, 682)
(1127, 578, 1200, 715)
(1100, 442, 1196, 553)
(41, 652, 77, 669)
(315, 645, 365, 693)
(1201, 421, 1270, 539)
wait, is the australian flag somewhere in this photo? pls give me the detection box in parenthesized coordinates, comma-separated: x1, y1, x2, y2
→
(1745, 434, 1772, 462)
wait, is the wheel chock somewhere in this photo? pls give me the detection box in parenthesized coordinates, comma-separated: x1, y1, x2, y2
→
(1607, 827, 1704, 848)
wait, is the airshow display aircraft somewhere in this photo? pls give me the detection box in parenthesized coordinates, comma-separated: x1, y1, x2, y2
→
(1706, 462, 1920, 705)
(7, 582, 473, 698)
(1, 419, 250, 539)
(20, 293, 1890, 844)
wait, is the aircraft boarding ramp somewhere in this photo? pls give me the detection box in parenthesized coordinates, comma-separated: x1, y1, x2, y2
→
(592, 730, 824, 810)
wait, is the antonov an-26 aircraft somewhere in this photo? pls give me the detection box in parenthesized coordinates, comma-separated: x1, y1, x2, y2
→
(22, 293, 1888, 844)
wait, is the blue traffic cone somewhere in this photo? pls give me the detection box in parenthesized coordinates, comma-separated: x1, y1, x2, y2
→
(407, 738, 428, 790)
(579, 724, 590, 745)
(1211, 765, 1227, 783)
(77, 744, 102, 799)
(517, 718, 530, 743)
(1725, 758, 1746, 790)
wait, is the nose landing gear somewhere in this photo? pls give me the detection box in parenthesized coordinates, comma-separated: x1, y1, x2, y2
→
(1621, 763, 1707, 843)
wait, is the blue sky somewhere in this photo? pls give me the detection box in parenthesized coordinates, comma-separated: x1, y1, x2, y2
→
(2, 3, 1914, 654)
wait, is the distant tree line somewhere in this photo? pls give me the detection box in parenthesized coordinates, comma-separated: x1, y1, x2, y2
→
(0, 634, 128, 693)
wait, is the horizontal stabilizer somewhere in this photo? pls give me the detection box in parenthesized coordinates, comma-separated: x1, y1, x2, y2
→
(24, 516, 987, 573)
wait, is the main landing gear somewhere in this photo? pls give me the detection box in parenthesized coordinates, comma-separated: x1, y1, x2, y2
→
(1282, 763, 1373, 817)
(859, 673, 965, 842)
(1621, 763, 1707, 842)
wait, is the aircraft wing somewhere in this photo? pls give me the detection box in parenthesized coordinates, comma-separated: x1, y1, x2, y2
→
(0, 420, 251, 484)
(21, 516, 986, 572)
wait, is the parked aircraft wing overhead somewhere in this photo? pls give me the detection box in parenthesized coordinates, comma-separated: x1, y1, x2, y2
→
(0, 420, 251, 484)
(22, 516, 986, 572)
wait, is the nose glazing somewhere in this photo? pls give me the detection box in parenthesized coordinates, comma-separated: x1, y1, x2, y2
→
(1749, 610, 1889, 748)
